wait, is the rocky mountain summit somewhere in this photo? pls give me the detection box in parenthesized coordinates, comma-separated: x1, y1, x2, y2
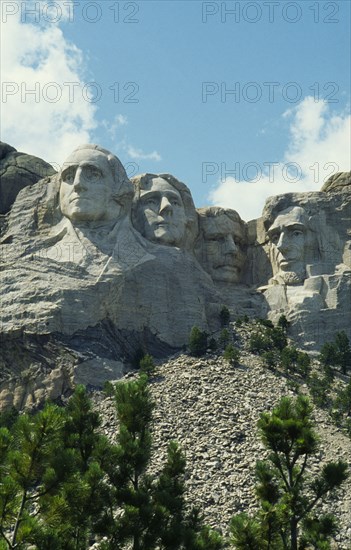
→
(91, 324, 351, 548)
(0, 141, 350, 411)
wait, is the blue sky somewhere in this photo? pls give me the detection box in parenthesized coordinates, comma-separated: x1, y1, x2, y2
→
(1, 0, 350, 219)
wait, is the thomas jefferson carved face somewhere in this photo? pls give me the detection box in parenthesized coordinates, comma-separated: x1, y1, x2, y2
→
(137, 177, 187, 246)
(199, 211, 246, 283)
(60, 149, 121, 223)
(268, 206, 309, 284)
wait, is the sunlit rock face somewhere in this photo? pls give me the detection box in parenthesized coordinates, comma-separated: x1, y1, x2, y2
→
(0, 150, 221, 391)
(1, 143, 350, 408)
(195, 207, 247, 284)
(194, 206, 264, 319)
(266, 206, 316, 286)
(321, 171, 351, 193)
(131, 173, 198, 250)
(59, 145, 131, 224)
(259, 189, 351, 348)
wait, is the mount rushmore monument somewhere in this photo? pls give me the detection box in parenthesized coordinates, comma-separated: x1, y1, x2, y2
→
(0, 142, 350, 408)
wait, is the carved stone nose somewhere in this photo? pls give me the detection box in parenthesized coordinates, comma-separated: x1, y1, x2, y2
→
(223, 235, 237, 255)
(73, 167, 85, 190)
(277, 232, 288, 251)
(159, 196, 172, 214)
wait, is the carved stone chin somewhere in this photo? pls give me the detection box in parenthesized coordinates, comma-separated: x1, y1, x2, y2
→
(269, 270, 306, 286)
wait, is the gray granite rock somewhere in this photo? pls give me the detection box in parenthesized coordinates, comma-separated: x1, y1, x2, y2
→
(321, 171, 351, 193)
(0, 141, 55, 214)
(249, 190, 351, 348)
(0, 146, 222, 399)
(0, 142, 350, 403)
(91, 331, 351, 549)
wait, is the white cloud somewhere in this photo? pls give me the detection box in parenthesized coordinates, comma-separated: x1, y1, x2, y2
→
(126, 146, 162, 162)
(208, 97, 351, 221)
(101, 115, 128, 139)
(1, 0, 97, 166)
(1, 4, 160, 170)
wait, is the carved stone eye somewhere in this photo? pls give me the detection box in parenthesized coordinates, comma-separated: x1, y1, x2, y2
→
(145, 198, 157, 207)
(85, 166, 102, 181)
(63, 168, 75, 184)
(170, 198, 181, 206)
(270, 234, 279, 244)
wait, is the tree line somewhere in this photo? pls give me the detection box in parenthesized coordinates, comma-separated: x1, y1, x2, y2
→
(0, 363, 348, 549)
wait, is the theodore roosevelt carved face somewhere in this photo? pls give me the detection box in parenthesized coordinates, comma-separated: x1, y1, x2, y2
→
(196, 207, 247, 283)
(60, 145, 131, 223)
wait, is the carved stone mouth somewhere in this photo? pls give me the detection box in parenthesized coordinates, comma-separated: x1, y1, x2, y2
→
(215, 264, 239, 271)
(70, 196, 88, 203)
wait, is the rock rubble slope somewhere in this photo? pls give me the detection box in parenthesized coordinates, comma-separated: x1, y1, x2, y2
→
(93, 340, 351, 549)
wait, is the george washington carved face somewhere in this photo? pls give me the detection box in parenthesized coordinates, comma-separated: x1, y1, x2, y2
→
(59, 146, 131, 223)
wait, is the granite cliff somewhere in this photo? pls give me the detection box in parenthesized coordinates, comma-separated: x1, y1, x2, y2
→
(0, 143, 350, 409)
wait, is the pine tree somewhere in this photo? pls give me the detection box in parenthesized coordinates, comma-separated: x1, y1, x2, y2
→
(36, 386, 111, 549)
(277, 314, 289, 331)
(152, 440, 188, 547)
(98, 374, 155, 549)
(139, 353, 155, 376)
(188, 327, 208, 357)
(280, 346, 311, 377)
(100, 375, 223, 550)
(0, 381, 223, 550)
(230, 513, 265, 549)
(319, 341, 337, 369)
(331, 378, 351, 437)
(230, 395, 348, 550)
(335, 331, 351, 374)
(320, 332, 351, 375)
(262, 350, 278, 371)
(219, 328, 230, 347)
(219, 306, 230, 327)
(0, 404, 69, 549)
(335, 379, 351, 417)
(223, 344, 240, 366)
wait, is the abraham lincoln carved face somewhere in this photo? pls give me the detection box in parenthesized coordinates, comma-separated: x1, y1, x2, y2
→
(267, 206, 310, 284)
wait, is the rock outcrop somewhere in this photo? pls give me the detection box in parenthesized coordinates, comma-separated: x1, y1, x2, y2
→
(0, 146, 222, 405)
(0, 141, 55, 215)
(0, 144, 350, 407)
(321, 171, 351, 193)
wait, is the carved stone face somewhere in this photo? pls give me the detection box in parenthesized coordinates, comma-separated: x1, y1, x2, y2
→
(201, 213, 246, 283)
(60, 149, 120, 222)
(268, 206, 309, 283)
(137, 177, 187, 246)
